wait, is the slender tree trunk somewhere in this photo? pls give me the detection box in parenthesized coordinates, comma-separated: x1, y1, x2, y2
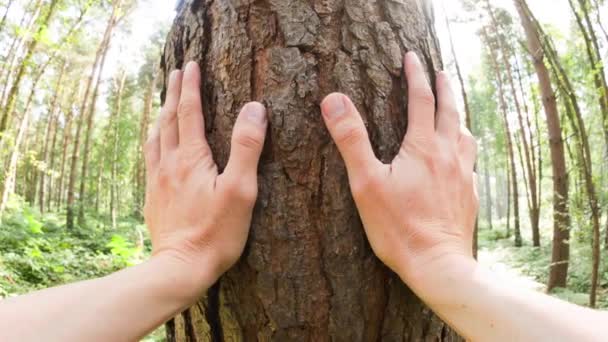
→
(110, 71, 127, 230)
(482, 27, 522, 247)
(95, 153, 104, 214)
(0, 0, 59, 134)
(483, 151, 493, 230)
(590, 0, 608, 44)
(530, 3, 602, 306)
(135, 70, 157, 217)
(38, 61, 67, 213)
(0, 64, 46, 213)
(0, 110, 31, 215)
(486, 0, 539, 246)
(570, 0, 608, 161)
(66, 36, 109, 229)
(161, 1, 460, 340)
(515, 0, 571, 290)
(0, 0, 42, 110)
(57, 109, 74, 210)
(443, 6, 478, 257)
(46, 80, 70, 212)
(505, 161, 512, 238)
(0, 0, 15, 34)
(77, 1, 121, 225)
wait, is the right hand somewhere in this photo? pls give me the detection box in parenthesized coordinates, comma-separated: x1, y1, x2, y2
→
(319, 52, 479, 303)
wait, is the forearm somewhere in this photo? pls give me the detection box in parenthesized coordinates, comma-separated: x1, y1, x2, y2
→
(410, 258, 606, 342)
(0, 254, 209, 342)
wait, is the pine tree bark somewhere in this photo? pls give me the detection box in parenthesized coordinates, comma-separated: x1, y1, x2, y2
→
(514, 0, 571, 290)
(160, 1, 460, 340)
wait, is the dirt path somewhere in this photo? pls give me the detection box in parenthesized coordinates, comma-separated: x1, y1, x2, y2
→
(478, 246, 545, 292)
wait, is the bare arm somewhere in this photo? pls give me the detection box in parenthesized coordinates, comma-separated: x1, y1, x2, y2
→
(319, 52, 606, 342)
(0, 61, 269, 342)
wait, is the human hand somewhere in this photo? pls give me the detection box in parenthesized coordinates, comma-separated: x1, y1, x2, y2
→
(143, 61, 268, 298)
(320, 52, 478, 304)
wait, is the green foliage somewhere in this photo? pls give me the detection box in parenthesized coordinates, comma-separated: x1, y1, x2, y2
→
(0, 197, 150, 298)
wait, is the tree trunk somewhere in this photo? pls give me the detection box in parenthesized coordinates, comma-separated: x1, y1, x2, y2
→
(0, 0, 16, 34)
(66, 35, 108, 229)
(483, 150, 493, 230)
(482, 26, 522, 247)
(160, 1, 460, 340)
(443, 6, 478, 257)
(77, 0, 121, 225)
(528, 1, 601, 305)
(110, 71, 127, 231)
(505, 159, 512, 237)
(0, 63, 46, 213)
(514, 0, 571, 290)
(0, 0, 42, 110)
(135, 69, 157, 217)
(38, 61, 67, 213)
(0, 0, 59, 134)
(485, 0, 539, 247)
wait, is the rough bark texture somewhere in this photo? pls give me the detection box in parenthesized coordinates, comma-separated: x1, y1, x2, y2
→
(161, 0, 461, 341)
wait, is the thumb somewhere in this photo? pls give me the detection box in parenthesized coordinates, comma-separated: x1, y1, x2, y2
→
(320, 93, 380, 178)
(222, 102, 268, 186)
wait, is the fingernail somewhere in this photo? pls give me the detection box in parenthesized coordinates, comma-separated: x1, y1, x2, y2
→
(322, 93, 346, 119)
(244, 102, 267, 125)
(169, 69, 181, 82)
(406, 51, 420, 66)
(185, 60, 197, 74)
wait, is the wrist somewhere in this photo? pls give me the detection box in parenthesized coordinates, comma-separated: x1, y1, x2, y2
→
(396, 252, 478, 308)
(151, 249, 220, 304)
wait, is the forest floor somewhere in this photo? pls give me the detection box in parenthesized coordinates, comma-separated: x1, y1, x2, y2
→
(477, 227, 608, 308)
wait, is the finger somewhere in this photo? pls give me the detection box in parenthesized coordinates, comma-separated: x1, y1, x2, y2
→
(160, 69, 182, 156)
(459, 126, 478, 174)
(320, 93, 381, 178)
(404, 52, 436, 140)
(222, 102, 268, 185)
(144, 119, 161, 172)
(178, 61, 208, 148)
(436, 71, 460, 141)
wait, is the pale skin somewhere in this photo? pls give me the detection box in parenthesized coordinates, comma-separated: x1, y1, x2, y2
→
(0, 53, 605, 341)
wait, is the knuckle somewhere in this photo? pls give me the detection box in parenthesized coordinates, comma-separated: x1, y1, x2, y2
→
(351, 171, 382, 197)
(157, 165, 173, 186)
(336, 123, 367, 147)
(412, 88, 436, 107)
(177, 100, 200, 119)
(160, 109, 177, 127)
(235, 132, 264, 151)
(223, 178, 258, 203)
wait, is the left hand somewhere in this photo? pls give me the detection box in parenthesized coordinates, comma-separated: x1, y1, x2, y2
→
(143, 61, 268, 298)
